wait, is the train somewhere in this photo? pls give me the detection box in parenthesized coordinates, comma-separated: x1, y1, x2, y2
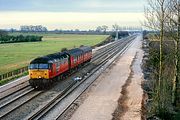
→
(28, 46, 92, 88)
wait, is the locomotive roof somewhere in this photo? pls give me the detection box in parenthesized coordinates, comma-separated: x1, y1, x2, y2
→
(30, 46, 92, 64)
(30, 52, 66, 64)
(65, 48, 83, 56)
(79, 46, 92, 52)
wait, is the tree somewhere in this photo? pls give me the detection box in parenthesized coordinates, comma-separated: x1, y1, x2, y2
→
(0, 30, 8, 37)
(96, 26, 103, 32)
(166, 0, 180, 105)
(112, 24, 120, 40)
(101, 25, 108, 34)
(144, 0, 170, 117)
(20, 25, 48, 32)
(112, 24, 119, 31)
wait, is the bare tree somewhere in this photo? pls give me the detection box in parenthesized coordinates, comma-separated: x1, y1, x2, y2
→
(20, 25, 48, 32)
(144, 0, 170, 116)
(96, 26, 103, 33)
(101, 25, 108, 34)
(112, 24, 119, 31)
(166, 0, 180, 105)
(112, 24, 120, 40)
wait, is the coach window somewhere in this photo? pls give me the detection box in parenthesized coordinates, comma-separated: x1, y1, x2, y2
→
(58, 60, 60, 66)
(60, 58, 62, 64)
(62, 57, 65, 64)
(64, 57, 66, 63)
(63, 57, 66, 64)
(64, 55, 68, 62)
(74, 57, 77, 63)
(66, 54, 69, 59)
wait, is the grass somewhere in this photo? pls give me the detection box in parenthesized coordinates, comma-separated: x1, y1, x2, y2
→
(0, 33, 108, 74)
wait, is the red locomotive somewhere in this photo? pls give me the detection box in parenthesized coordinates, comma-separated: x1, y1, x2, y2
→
(29, 46, 92, 88)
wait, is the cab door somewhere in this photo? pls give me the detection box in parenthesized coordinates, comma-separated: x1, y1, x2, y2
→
(50, 63, 56, 78)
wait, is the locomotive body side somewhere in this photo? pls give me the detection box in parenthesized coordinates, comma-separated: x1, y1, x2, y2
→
(49, 54, 69, 78)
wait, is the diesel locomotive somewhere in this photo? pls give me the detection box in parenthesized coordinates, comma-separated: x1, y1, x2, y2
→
(28, 46, 92, 88)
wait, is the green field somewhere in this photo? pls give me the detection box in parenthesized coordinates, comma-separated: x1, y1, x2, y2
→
(0, 33, 108, 74)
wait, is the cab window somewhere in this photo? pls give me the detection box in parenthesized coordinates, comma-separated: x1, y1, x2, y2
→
(29, 64, 49, 69)
(29, 64, 38, 69)
(39, 64, 49, 69)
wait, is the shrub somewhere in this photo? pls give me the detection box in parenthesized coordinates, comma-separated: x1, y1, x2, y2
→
(0, 35, 43, 44)
(61, 48, 68, 52)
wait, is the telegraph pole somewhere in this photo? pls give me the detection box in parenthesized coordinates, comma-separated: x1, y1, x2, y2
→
(115, 24, 119, 40)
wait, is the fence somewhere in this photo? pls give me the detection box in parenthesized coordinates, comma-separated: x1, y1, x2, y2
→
(0, 66, 28, 81)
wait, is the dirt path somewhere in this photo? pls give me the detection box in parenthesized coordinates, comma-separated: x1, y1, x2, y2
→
(121, 50, 144, 120)
(69, 35, 144, 120)
(113, 49, 144, 120)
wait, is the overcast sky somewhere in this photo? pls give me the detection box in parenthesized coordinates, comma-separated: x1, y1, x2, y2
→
(0, 0, 145, 30)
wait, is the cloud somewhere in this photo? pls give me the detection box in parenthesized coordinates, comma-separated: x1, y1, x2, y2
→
(0, 12, 144, 30)
(0, 0, 145, 12)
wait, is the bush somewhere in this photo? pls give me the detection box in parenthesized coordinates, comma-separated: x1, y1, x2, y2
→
(111, 31, 129, 39)
(61, 48, 68, 52)
(0, 35, 42, 44)
(144, 41, 177, 119)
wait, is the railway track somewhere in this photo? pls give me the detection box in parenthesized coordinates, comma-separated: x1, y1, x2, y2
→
(0, 86, 33, 109)
(0, 76, 29, 100)
(26, 36, 135, 120)
(0, 35, 134, 99)
(0, 90, 42, 118)
(0, 37, 117, 99)
(0, 35, 136, 120)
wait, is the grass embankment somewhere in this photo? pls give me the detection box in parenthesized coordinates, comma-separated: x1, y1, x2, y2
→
(0, 33, 108, 74)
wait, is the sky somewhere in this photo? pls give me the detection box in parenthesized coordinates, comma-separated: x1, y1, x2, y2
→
(0, 0, 146, 30)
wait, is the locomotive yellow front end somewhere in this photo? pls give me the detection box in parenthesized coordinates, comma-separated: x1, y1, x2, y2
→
(29, 69, 49, 79)
(28, 62, 51, 88)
